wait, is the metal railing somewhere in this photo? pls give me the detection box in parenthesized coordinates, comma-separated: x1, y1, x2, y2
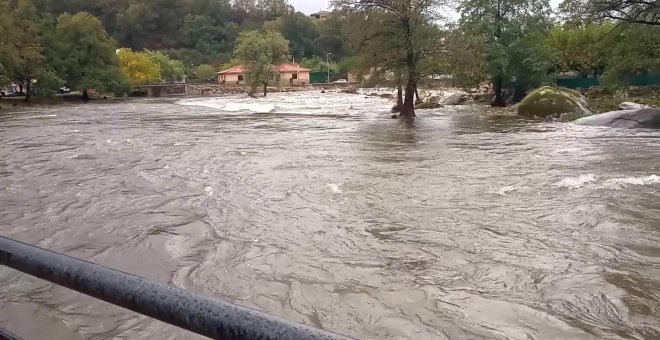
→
(0, 237, 351, 340)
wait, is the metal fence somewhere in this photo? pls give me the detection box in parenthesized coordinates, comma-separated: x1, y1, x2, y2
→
(0, 237, 351, 340)
(556, 74, 660, 89)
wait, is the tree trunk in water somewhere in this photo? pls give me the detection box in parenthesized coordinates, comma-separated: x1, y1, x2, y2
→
(392, 75, 404, 113)
(263, 83, 267, 97)
(24, 81, 31, 102)
(401, 76, 416, 118)
(400, 17, 416, 118)
(82, 89, 90, 102)
(414, 80, 420, 103)
(492, 74, 506, 107)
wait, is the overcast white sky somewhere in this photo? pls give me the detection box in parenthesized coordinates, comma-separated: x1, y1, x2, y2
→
(289, 0, 563, 15)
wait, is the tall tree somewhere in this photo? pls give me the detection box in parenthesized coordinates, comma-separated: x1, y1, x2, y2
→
(602, 24, 660, 86)
(334, 0, 444, 118)
(233, 30, 289, 96)
(264, 12, 320, 60)
(315, 11, 348, 59)
(257, 0, 291, 18)
(3, 0, 48, 101)
(441, 30, 489, 90)
(560, 0, 660, 26)
(45, 12, 129, 94)
(545, 23, 614, 77)
(459, 0, 552, 106)
(193, 64, 216, 81)
(115, 0, 184, 49)
(146, 50, 187, 82)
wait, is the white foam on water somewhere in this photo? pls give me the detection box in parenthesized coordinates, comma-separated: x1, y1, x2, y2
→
(222, 102, 276, 113)
(177, 91, 392, 116)
(554, 174, 598, 189)
(603, 175, 660, 189)
(20, 114, 58, 120)
(204, 186, 214, 196)
(178, 99, 226, 110)
(327, 183, 343, 194)
(554, 174, 659, 190)
(494, 186, 517, 196)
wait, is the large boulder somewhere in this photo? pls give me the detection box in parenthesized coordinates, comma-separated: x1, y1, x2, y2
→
(442, 91, 469, 105)
(517, 86, 592, 118)
(574, 108, 660, 129)
(618, 102, 651, 110)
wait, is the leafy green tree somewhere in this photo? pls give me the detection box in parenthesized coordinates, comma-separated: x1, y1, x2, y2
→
(117, 48, 162, 85)
(45, 12, 129, 94)
(300, 56, 339, 73)
(115, 0, 184, 49)
(180, 14, 240, 62)
(459, 0, 552, 106)
(193, 64, 216, 81)
(257, 0, 291, 18)
(264, 12, 319, 60)
(559, 0, 659, 26)
(545, 23, 613, 77)
(334, 0, 444, 117)
(315, 11, 348, 59)
(602, 25, 660, 87)
(441, 30, 489, 90)
(0, 1, 19, 88)
(146, 50, 187, 82)
(233, 30, 289, 96)
(0, 0, 48, 101)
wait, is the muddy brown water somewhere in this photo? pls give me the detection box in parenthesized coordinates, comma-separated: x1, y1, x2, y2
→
(1, 92, 659, 339)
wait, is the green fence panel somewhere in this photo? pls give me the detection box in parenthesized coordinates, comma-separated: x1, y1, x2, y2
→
(556, 74, 660, 89)
(310, 71, 328, 84)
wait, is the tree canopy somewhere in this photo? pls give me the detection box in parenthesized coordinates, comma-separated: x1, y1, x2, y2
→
(117, 48, 162, 85)
(46, 12, 129, 93)
(233, 30, 290, 96)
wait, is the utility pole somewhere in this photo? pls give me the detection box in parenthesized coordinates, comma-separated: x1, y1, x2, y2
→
(327, 53, 332, 83)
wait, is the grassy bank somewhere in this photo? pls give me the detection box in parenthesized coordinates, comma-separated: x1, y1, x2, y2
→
(585, 87, 660, 113)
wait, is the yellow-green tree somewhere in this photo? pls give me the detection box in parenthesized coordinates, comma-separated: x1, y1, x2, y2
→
(117, 48, 161, 85)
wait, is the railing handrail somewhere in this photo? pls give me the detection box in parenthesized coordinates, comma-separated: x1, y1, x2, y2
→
(0, 237, 352, 340)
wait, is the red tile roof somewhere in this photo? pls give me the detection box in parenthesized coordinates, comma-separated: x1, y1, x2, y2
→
(217, 65, 245, 75)
(217, 63, 311, 75)
(276, 63, 312, 73)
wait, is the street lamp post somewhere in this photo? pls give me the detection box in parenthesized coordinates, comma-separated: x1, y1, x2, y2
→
(327, 53, 332, 83)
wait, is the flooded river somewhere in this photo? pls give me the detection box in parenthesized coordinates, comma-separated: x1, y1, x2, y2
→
(1, 92, 659, 339)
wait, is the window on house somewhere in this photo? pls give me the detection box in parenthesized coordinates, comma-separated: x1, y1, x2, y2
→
(238, 75, 244, 81)
(292, 73, 298, 80)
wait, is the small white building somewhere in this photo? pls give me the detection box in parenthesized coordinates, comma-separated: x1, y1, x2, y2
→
(217, 64, 311, 86)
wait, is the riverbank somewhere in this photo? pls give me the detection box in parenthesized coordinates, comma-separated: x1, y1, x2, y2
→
(585, 87, 660, 112)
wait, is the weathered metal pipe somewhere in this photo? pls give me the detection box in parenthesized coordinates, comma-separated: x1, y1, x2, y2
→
(0, 237, 351, 340)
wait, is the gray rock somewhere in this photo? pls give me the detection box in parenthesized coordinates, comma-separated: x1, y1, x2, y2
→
(618, 102, 651, 110)
(442, 92, 468, 105)
(574, 108, 660, 129)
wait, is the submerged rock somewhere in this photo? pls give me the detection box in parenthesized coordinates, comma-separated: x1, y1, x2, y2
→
(618, 102, 651, 110)
(517, 86, 591, 118)
(442, 91, 469, 105)
(574, 108, 660, 129)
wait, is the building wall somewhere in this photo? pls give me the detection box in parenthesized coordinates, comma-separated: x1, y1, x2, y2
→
(218, 74, 245, 84)
(278, 71, 310, 85)
(218, 72, 310, 85)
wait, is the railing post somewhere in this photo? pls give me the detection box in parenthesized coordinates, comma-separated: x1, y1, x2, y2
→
(0, 237, 351, 340)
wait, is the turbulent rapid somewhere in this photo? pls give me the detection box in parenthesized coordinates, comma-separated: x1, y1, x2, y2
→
(1, 92, 659, 339)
